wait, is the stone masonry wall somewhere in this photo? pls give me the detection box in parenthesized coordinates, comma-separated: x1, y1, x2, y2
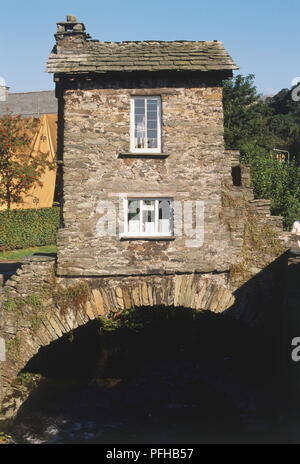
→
(218, 150, 290, 328)
(57, 76, 238, 276)
(223, 150, 290, 271)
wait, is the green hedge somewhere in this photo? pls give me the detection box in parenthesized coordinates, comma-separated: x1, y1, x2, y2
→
(0, 207, 60, 251)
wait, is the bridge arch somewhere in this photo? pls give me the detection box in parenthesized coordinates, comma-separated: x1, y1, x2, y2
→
(0, 259, 234, 416)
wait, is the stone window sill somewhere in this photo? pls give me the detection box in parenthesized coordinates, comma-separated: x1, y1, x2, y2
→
(120, 235, 175, 241)
(118, 152, 169, 159)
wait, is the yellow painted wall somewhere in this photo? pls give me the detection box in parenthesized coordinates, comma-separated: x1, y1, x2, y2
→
(0, 114, 57, 210)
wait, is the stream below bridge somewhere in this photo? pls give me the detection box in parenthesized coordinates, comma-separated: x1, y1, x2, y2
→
(1, 311, 298, 444)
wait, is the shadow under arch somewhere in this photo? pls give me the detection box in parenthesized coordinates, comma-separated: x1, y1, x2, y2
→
(20, 305, 254, 380)
(0, 273, 235, 404)
(10, 303, 282, 444)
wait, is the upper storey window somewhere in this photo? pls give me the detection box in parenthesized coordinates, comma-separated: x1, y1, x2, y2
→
(130, 96, 161, 153)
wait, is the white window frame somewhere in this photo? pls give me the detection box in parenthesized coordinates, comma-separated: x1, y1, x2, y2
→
(130, 96, 162, 153)
(121, 198, 174, 238)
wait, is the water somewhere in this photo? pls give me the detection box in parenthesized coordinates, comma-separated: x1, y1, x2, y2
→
(7, 353, 286, 444)
(2, 312, 297, 444)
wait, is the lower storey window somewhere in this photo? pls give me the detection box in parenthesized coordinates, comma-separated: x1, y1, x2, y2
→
(123, 198, 173, 237)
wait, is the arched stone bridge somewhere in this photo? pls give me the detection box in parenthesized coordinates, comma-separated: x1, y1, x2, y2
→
(0, 255, 235, 412)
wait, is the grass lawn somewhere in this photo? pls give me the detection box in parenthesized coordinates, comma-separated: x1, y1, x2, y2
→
(0, 245, 57, 261)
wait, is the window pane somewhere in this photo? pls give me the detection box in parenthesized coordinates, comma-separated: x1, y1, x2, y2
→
(158, 199, 171, 233)
(128, 200, 140, 234)
(135, 99, 145, 109)
(135, 107, 145, 115)
(147, 120, 157, 130)
(147, 96, 157, 148)
(143, 199, 154, 208)
(147, 112, 157, 121)
(135, 135, 146, 149)
(135, 114, 146, 149)
(134, 99, 146, 149)
(147, 99, 158, 109)
(135, 115, 145, 126)
(142, 200, 155, 234)
(135, 116, 145, 132)
(148, 138, 157, 148)
(147, 99, 157, 151)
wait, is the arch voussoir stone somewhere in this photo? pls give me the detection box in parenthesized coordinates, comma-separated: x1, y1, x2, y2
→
(91, 288, 105, 316)
(34, 327, 51, 347)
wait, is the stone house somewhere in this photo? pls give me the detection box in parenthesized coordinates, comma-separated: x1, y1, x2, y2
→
(0, 17, 294, 415)
(46, 15, 242, 277)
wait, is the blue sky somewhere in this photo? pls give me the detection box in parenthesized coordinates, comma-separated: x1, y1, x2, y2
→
(1, 0, 299, 95)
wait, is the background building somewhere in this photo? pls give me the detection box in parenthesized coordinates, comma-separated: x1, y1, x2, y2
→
(0, 87, 57, 209)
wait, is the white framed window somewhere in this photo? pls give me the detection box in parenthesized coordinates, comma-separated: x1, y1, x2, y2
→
(122, 198, 173, 237)
(130, 96, 161, 153)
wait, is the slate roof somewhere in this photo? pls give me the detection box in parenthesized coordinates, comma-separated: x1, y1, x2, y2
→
(0, 90, 57, 117)
(46, 40, 239, 75)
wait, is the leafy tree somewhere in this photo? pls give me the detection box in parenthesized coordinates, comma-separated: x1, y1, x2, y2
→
(239, 142, 300, 229)
(267, 88, 290, 114)
(267, 113, 295, 150)
(223, 74, 300, 229)
(267, 85, 300, 159)
(223, 74, 275, 151)
(0, 114, 56, 209)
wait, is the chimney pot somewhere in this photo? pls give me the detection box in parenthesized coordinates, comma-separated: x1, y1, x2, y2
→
(73, 23, 84, 31)
(66, 15, 77, 22)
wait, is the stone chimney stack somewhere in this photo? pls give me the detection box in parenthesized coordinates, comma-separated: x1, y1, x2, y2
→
(55, 15, 89, 54)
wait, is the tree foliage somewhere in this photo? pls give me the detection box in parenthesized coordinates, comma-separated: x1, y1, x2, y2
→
(223, 74, 300, 229)
(0, 114, 56, 209)
(223, 74, 274, 151)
